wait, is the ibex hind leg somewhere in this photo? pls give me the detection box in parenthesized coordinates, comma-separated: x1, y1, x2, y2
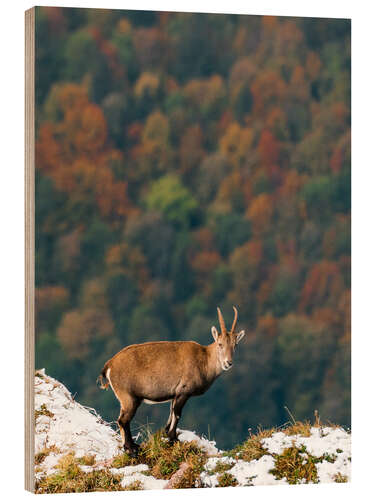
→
(117, 397, 141, 456)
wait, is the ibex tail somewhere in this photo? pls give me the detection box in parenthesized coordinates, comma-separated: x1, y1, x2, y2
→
(97, 365, 110, 390)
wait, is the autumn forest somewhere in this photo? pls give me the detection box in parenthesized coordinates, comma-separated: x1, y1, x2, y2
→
(35, 8, 351, 448)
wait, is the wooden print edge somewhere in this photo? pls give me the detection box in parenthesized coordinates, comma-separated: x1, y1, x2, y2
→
(25, 6, 35, 494)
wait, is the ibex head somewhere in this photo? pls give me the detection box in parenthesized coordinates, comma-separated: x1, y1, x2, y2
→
(211, 306, 245, 371)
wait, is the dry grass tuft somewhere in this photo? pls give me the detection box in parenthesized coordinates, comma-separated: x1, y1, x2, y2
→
(56, 453, 81, 477)
(230, 427, 275, 461)
(282, 421, 312, 437)
(210, 461, 234, 475)
(334, 472, 348, 483)
(217, 472, 238, 487)
(77, 454, 96, 466)
(117, 430, 208, 487)
(35, 404, 54, 421)
(111, 452, 135, 468)
(123, 480, 143, 490)
(270, 446, 320, 484)
(146, 438, 206, 480)
(35, 452, 124, 493)
(35, 445, 60, 465)
(173, 454, 207, 489)
(112, 430, 208, 488)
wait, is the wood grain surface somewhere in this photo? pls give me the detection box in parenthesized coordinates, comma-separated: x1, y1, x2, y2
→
(25, 6, 35, 493)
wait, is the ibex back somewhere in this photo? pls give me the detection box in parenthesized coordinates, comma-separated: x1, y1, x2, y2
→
(98, 306, 245, 455)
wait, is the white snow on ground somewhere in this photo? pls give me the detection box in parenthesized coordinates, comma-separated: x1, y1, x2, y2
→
(228, 455, 287, 486)
(108, 464, 168, 489)
(35, 368, 122, 475)
(200, 455, 287, 487)
(204, 456, 236, 471)
(261, 426, 351, 482)
(199, 426, 351, 487)
(35, 370, 351, 489)
(177, 429, 220, 455)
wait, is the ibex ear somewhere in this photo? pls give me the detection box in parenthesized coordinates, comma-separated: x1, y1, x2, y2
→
(211, 326, 219, 342)
(235, 330, 245, 344)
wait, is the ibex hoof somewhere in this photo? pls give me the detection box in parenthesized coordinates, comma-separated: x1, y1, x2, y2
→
(125, 443, 140, 457)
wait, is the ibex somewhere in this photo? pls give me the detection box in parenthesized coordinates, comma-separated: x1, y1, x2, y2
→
(98, 307, 245, 455)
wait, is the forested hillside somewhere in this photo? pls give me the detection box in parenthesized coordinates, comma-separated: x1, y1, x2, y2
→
(35, 7, 351, 449)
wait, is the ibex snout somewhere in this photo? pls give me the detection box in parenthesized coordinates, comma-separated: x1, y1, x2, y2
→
(223, 359, 233, 371)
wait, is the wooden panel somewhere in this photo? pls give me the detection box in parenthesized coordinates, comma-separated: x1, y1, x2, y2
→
(25, 6, 35, 493)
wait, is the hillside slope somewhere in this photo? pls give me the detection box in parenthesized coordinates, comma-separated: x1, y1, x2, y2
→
(34, 370, 351, 493)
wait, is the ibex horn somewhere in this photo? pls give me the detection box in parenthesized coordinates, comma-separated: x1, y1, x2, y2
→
(230, 306, 238, 334)
(217, 307, 227, 334)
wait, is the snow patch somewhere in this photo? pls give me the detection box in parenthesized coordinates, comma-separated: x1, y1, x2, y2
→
(111, 464, 150, 475)
(112, 464, 168, 490)
(177, 428, 219, 455)
(201, 455, 287, 487)
(204, 456, 236, 471)
(121, 472, 168, 490)
(35, 369, 122, 477)
(261, 426, 351, 483)
(229, 455, 286, 486)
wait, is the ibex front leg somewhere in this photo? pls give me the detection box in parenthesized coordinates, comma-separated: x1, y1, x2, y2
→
(167, 394, 188, 442)
(165, 401, 173, 434)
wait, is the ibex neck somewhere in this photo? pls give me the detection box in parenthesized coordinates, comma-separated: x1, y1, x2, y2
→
(206, 342, 222, 380)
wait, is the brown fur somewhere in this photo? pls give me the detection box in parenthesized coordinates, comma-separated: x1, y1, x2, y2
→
(99, 307, 245, 455)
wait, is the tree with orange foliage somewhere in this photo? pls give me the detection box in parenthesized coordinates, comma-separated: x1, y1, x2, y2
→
(179, 124, 204, 176)
(183, 74, 226, 118)
(228, 240, 263, 320)
(36, 83, 134, 221)
(219, 122, 254, 169)
(251, 70, 287, 116)
(246, 193, 274, 235)
(257, 129, 281, 188)
(57, 308, 114, 359)
(131, 110, 171, 178)
(190, 250, 222, 296)
(299, 261, 344, 312)
(211, 171, 246, 214)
